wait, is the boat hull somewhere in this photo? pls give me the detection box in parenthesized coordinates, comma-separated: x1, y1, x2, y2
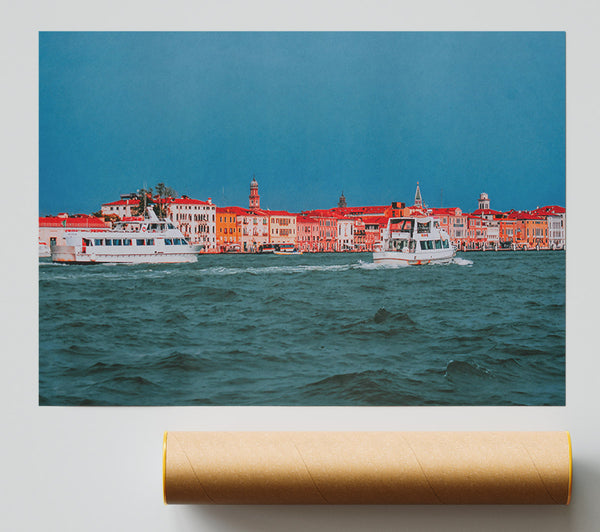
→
(373, 249, 455, 265)
(50, 245, 201, 264)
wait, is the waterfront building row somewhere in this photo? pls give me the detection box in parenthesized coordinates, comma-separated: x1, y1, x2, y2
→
(40, 181, 565, 253)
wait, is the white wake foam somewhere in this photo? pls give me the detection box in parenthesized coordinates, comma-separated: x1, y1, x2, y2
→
(452, 257, 474, 266)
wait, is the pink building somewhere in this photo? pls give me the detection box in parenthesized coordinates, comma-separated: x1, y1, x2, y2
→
(301, 210, 339, 251)
(297, 216, 320, 252)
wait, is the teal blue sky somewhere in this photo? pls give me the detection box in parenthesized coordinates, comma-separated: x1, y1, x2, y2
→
(39, 32, 565, 215)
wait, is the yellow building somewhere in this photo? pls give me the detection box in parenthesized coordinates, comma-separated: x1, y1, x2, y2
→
(216, 207, 242, 252)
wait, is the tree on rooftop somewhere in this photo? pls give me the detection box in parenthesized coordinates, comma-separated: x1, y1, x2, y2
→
(134, 187, 154, 216)
(154, 182, 177, 218)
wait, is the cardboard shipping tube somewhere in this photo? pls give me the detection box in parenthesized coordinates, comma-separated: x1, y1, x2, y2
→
(163, 431, 572, 505)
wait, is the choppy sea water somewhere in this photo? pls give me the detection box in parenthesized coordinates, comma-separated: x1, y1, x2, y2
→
(39, 251, 565, 406)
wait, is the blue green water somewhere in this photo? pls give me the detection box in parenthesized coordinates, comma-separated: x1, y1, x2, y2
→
(39, 251, 565, 406)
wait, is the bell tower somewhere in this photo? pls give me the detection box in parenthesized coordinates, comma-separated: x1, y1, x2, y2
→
(249, 175, 260, 210)
(478, 192, 490, 210)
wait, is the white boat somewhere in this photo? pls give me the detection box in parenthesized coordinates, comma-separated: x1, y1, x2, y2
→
(273, 244, 303, 255)
(373, 216, 456, 265)
(50, 208, 203, 264)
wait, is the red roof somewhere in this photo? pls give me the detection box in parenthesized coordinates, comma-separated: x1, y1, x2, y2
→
(264, 210, 295, 217)
(102, 196, 212, 207)
(530, 205, 566, 216)
(102, 199, 140, 206)
(504, 210, 545, 220)
(297, 215, 319, 224)
(471, 208, 503, 216)
(39, 215, 109, 228)
(301, 209, 340, 218)
(429, 207, 464, 218)
(168, 197, 211, 206)
(332, 205, 390, 216)
(362, 215, 389, 227)
(221, 206, 269, 217)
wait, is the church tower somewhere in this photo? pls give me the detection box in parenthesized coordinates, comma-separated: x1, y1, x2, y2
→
(249, 175, 260, 210)
(338, 191, 347, 208)
(414, 182, 423, 208)
(478, 192, 490, 210)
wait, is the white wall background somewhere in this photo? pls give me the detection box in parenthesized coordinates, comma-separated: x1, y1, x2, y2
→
(2, 1, 599, 530)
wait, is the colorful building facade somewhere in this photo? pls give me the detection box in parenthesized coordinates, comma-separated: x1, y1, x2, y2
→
(100, 194, 216, 250)
(266, 210, 297, 246)
(216, 207, 242, 252)
(297, 216, 320, 252)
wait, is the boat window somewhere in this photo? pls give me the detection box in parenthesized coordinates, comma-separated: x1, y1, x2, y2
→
(443, 240, 449, 248)
(420, 241, 426, 250)
(104, 239, 112, 246)
(164, 239, 172, 245)
(136, 239, 145, 246)
(167, 223, 175, 229)
(401, 220, 414, 232)
(149, 224, 158, 231)
(113, 239, 122, 246)
(123, 239, 132, 246)
(180, 239, 188, 245)
(173, 238, 181, 245)
(435, 240, 442, 249)
(146, 239, 154, 245)
(417, 222, 431, 233)
(94, 239, 103, 246)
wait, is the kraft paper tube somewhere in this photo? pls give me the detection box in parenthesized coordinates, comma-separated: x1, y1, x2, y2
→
(163, 431, 572, 505)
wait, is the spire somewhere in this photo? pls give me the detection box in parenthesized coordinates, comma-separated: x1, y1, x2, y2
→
(414, 182, 422, 208)
(338, 191, 347, 208)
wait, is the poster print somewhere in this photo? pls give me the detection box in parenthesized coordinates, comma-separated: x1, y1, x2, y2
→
(39, 32, 565, 406)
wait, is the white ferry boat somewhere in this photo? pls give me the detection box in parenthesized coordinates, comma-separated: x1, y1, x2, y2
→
(50, 208, 203, 264)
(373, 216, 456, 265)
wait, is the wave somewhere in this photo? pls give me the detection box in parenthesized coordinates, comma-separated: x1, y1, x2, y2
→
(108, 375, 159, 387)
(305, 369, 395, 389)
(300, 369, 429, 405)
(445, 359, 492, 380)
(372, 308, 416, 326)
(149, 350, 219, 372)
